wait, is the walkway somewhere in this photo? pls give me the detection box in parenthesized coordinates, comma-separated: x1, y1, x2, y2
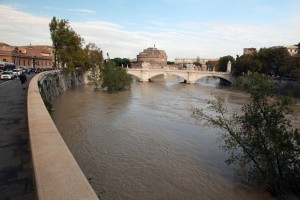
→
(0, 74, 36, 200)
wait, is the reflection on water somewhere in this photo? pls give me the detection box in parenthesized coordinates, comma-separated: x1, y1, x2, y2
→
(52, 77, 299, 200)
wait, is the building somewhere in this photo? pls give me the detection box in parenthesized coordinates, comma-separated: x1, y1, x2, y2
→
(174, 56, 217, 65)
(0, 42, 53, 69)
(285, 45, 298, 56)
(243, 48, 257, 55)
(244, 45, 299, 56)
(135, 47, 167, 68)
(174, 56, 218, 70)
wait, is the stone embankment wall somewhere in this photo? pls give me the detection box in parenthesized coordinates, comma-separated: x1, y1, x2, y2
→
(27, 70, 98, 200)
(39, 70, 87, 107)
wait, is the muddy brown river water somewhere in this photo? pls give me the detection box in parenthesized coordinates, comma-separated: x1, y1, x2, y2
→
(52, 77, 300, 200)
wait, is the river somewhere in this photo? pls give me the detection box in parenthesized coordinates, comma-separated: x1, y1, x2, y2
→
(52, 76, 300, 200)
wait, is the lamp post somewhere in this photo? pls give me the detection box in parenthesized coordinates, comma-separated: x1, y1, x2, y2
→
(33, 55, 36, 69)
(54, 42, 58, 68)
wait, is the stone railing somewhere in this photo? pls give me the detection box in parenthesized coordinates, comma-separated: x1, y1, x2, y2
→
(27, 71, 98, 199)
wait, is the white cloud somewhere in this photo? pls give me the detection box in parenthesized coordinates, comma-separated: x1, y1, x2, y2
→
(0, 5, 51, 46)
(0, 4, 299, 61)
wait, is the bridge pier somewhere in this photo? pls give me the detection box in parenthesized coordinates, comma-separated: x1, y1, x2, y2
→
(187, 80, 196, 84)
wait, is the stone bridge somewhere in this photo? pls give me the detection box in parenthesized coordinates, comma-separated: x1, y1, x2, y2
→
(126, 68, 234, 84)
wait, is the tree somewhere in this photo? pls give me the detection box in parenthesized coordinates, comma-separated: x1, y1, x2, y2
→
(218, 56, 235, 72)
(101, 60, 132, 93)
(281, 56, 300, 79)
(49, 17, 85, 71)
(111, 57, 131, 68)
(192, 73, 300, 199)
(206, 60, 218, 71)
(85, 43, 103, 91)
(193, 62, 202, 67)
(258, 47, 290, 77)
(233, 53, 262, 76)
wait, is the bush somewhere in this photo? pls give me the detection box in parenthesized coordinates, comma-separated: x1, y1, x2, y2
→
(192, 73, 300, 199)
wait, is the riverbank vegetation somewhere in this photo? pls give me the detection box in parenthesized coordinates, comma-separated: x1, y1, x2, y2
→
(217, 45, 300, 97)
(192, 73, 300, 199)
(49, 17, 132, 92)
(101, 60, 132, 93)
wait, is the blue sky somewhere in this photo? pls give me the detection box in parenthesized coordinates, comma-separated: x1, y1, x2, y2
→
(0, 0, 299, 60)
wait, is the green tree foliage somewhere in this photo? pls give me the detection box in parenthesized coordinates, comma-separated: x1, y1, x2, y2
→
(193, 62, 202, 66)
(192, 73, 300, 199)
(233, 47, 298, 78)
(101, 60, 132, 93)
(282, 56, 300, 79)
(49, 17, 85, 71)
(233, 53, 262, 76)
(86, 43, 103, 91)
(218, 55, 235, 72)
(111, 57, 131, 68)
(206, 60, 218, 71)
(258, 47, 290, 76)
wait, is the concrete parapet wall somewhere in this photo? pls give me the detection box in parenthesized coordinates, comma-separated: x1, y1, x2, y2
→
(27, 71, 98, 200)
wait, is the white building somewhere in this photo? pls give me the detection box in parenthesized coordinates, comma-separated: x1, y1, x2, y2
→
(174, 56, 218, 65)
(285, 45, 298, 56)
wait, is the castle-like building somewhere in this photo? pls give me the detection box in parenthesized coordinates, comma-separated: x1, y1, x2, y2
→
(134, 47, 167, 68)
(0, 42, 53, 68)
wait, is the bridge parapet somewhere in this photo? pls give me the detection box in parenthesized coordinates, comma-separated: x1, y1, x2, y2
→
(127, 68, 234, 84)
(27, 71, 98, 200)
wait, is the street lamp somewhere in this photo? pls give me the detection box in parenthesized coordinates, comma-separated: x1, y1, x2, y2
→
(33, 55, 36, 69)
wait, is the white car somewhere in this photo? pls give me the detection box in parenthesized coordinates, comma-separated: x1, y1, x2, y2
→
(1, 71, 15, 80)
(12, 69, 21, 77)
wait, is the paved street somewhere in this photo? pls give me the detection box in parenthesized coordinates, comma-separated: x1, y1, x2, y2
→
(0, 74, 36, 200)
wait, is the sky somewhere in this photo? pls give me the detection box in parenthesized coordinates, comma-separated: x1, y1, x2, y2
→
(0, 0, 299, 60)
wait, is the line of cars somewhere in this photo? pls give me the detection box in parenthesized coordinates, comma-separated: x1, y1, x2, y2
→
(0, 68, 32, 80)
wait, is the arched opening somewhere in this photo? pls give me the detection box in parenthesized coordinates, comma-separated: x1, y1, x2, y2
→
(194, 76, 232, 87)
(149, 74, 187, 84)
(128, 74, 142, 82)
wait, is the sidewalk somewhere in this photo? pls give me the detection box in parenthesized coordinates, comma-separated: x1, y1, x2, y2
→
(0, 75, 36, 200)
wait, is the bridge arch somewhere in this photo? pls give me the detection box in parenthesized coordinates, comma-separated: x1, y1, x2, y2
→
(166, 72, 188, 81)
(128, 73, 142, 81)
(148, 72, 165, 80)
(191, 74, 233, 84)
(126, 69, 233, 84)
(126, 70, 142, 81)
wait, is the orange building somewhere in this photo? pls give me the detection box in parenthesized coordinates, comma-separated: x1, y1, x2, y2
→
(0, 42, 53, 68)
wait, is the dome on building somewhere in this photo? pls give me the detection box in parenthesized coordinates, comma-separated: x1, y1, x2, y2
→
(136, 47, 167, 68)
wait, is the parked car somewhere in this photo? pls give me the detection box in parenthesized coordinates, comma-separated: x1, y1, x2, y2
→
(36, 68, 42, 73)
(12, 69, 21, 77)
(21, 68, 30, 74)
(1, 71, 15, 80)
(29, 68, 35, 73)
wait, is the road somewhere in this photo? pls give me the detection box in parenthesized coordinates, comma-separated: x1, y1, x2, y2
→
(0, 74, 36, 199)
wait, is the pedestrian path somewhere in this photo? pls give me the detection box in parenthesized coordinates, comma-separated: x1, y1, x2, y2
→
(0, 75, 36, 199)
